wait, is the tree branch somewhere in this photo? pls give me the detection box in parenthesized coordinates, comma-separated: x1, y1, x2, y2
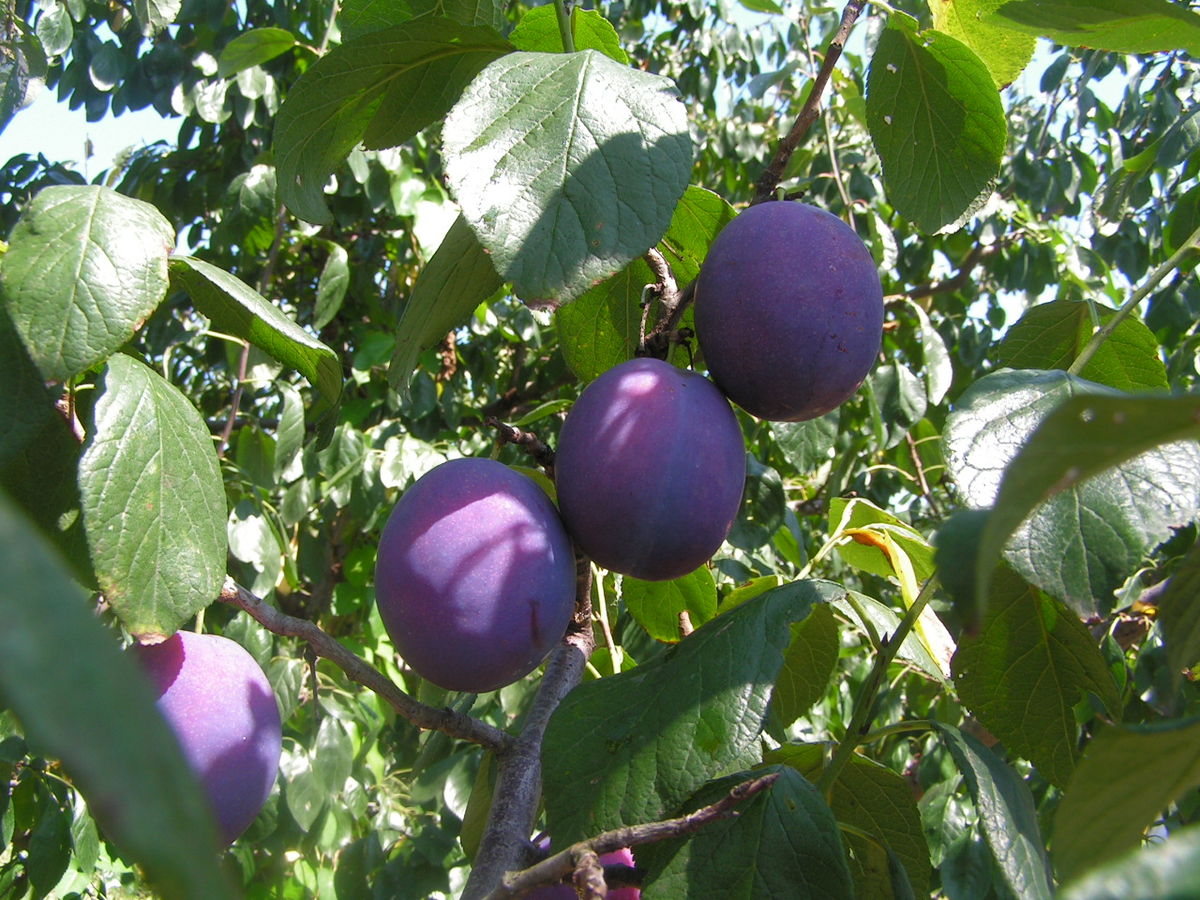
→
(218, 579, 512, 753)
(486, 770, 781, 898)
(463, 559, 597, 899)
(486, 417, 557, 476)
(754, 0, 869, 204)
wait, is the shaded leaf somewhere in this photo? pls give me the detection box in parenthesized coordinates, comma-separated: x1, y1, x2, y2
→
(339, 0, 504, 39)
(542, 580, 842, 843)
(78, 355, 226, 638)
(0, 303, 54, 466)
(1054, 716, 1200, 881)
(992, 0, 1200, 56)
(0, 185, 174, 381)
(1160, 540, 1200, 680)
(314, 242, 350, 331)
(1057, 822, 1200, 900)
(639, 766, 855, 899)
(934, 722, 1054, 900)
(170, 256, 342, 408)
(217, 27, 296, 78)
(274, 19, 512, 224)
(831, 590, 949, 683)
(444, 49, 692, 304)
(930, 0, 1036, 87)
(943, 370, 1200, 616)
(772, 604, 840, 727)
(866, 14, 1006, 232)
(133, 0, 181, 34)
(952, 565, 1121, 788)
(0, 494, 234, 899)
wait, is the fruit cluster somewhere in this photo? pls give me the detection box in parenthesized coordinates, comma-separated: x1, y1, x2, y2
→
(373, 200, 883, 695)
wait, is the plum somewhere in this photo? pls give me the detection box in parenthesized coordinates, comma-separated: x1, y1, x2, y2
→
(133, 631, 282, 845)
(554, 357, 745, 581)
(374, 457, 577, 693)
(528, 841, 641, 898)
(694, 200, 884, 421)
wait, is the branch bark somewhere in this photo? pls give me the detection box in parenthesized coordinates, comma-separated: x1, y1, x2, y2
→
(218, 579, 512, 753)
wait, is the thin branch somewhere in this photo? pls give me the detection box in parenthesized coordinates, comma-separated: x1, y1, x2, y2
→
(218, 579, 512, 753)
(486, 771, 781, 899)
(644, 247, 680, 314)
(1069, 221, 1200, 375)
(485, 416, 556, 476)
(754, 0, 870, 203)
(463, 559, 597, 900)
(905, 431, 942, 517)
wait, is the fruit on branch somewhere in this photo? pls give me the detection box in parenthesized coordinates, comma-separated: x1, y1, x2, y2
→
(374, 457, 577, 693)
(554, 357, 745, 581)
(694, 200, 884, 421)
(132, 631, 282, 845)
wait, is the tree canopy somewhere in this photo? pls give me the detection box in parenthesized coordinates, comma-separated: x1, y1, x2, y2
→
(2, 0, 1200, 897)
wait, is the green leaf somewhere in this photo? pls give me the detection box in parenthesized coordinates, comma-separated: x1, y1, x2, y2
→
(622, 566, 718, 643)
(869, 362, 928, 448)
(952, 565, 1121, 788)
(1053, 717, 1200, 882)
(274, 19, 513, 224)
(542, 580, 842, 843)
(1166, 183, 1200, 256)
(832, 591, 949, 683)
(943, 370, 1200, 616)
(767, 744, 931, 899)
(1057, 823, 1200, 900)
(771, 411, 840, 472)
(996, 301, 1168, 391)
(829, 497, 936, 584)
(1160, 540, 1200, 680)
(78, 355, 226, 639)
(510, 7, 629, 63)
(274, 385, 306, 481)
(282, 747, 327, 831)
(0, 494, 234, 899)
(339, 0, 504, 39)
(639, 766, 855, 899)
(0, 303, 54, 466)
(386, 215, 502, 394)
(556, 185, 733, 380)
(991, 0, 1200, 56)
(133, 0, 181, 35)
(170, 256, 342, 408)
(443, 49, 692, 304)
(217, 27, 297, 78)
(934, 722, 1054, 900)
(902, 297, 954, 405)
(0, 185, 174, 381)
(313, 242, 350, 331)
(35, 3, 73, 58)
(929, 0, 1036, 87)
(865, 14, 1006, 233)
(772, 604, 840, 727)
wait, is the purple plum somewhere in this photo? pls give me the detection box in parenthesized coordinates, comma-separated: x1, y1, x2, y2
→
(374, 457, 577, 693)
(554, 357, 745, 581)
(133, 631, 282, 845)
(694, 200, 884, 421)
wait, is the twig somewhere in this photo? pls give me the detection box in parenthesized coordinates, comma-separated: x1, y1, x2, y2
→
(754, 1, 870, 203)
(485, 417, 556, 476)
(1068, 220, 1200, 375)
(644, 247, 680, 314)
(798, 10, 855, 230)
(905, 432, 942, 517)
(486, 771, 781, 898)
(218, 579, 511, 753)
(463, 560, 597, 900)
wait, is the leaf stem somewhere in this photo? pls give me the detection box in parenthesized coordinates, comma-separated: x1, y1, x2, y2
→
(554, 0, 576, 54)
(815, 577, 937, 797)
(1068, 221, 1200, 376)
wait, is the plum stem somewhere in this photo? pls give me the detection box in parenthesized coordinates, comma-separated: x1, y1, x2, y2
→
(483, 770, 780, 898)
(554, 0, 576, 53)
(753, 0, 869, 204)
(218, 579, 512, 753)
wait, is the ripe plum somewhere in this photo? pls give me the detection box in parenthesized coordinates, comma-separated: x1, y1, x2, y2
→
(695, 200, 884, 421)
(554, 358, 745, 581)
(374, 458, 577, 693)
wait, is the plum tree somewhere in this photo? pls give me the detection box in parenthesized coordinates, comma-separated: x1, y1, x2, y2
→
(132, 631, 282, 845)
(694, 200, 884, 421)
(374, 457, 577, 693)
(554, 357, 746, 581)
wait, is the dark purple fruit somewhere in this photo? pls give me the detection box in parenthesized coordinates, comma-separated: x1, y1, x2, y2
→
(133, 631, 282, 845)
(554, 357, 745, 581)
(374, 458, 576, 693)
(695, 200, 884, 421)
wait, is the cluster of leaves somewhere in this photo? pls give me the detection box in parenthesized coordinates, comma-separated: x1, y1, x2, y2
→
(2, 0, 1200, 898)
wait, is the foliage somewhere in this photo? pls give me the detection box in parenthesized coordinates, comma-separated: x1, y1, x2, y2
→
(2, 0, 1200, 897)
